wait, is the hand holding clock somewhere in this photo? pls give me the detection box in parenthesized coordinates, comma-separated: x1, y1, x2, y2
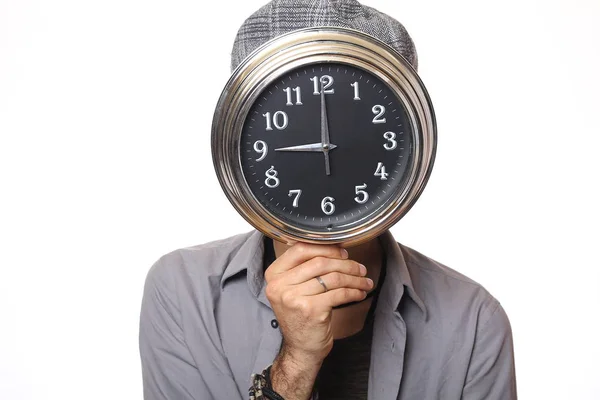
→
(264, 243, 373, 399)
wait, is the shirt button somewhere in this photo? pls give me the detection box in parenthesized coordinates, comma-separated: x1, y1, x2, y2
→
(271, 319, 279, 329)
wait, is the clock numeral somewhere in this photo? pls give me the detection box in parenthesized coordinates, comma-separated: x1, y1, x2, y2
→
(374, 162, 388, 180)
(265, 166, 280, 188)
(284, 87, 303, 106)
(263, 111, 289, 131)
(383, 131, 397, 150)
(288, 189, 302, 207)
(311, 75, 335, 95)
(372, 105, 386, 124)
(350, 81, 360, 100)
(253, 140, 268, 161)
(354, 183, 369, 204)
(321, 196, 335, 215)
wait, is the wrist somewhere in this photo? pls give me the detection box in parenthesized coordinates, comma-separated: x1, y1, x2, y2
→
(270, 351, 321, 400)
(280, 341, 329, 367)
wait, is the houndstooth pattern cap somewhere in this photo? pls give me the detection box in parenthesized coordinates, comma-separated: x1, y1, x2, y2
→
(230, 0, 418, 72)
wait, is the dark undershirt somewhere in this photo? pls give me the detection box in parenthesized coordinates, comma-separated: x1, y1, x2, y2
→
(263, 239, 387, 399)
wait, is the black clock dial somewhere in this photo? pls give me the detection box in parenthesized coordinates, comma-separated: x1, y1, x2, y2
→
(240, 62, 414, 232)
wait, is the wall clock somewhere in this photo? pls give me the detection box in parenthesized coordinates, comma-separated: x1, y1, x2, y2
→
(212, 27, 436, 246)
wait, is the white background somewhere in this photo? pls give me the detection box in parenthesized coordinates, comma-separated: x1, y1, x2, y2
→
(1, 0, 599, 398)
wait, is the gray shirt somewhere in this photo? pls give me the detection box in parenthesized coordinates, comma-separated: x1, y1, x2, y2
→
(139, 230, 517, 400)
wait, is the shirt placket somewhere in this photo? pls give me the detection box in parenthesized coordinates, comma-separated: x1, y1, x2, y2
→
(368, 306, 408, 400)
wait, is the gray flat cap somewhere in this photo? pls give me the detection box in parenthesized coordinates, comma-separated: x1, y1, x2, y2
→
(230, 0, 418, 72)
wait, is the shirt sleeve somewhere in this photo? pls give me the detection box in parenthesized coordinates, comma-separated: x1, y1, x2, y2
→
(139, 258, 240, 400)
(461, 302, 517, 400)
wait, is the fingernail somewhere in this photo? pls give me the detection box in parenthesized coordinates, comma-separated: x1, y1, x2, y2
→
(340, 248, 349, 259)
(367, 278, 374, 287)
(359, 264, 367, 276)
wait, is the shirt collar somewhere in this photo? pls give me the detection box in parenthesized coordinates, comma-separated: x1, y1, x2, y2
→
(220, 230, 427, 317)
(379, 230, 427, 317)
(220, 230, 265, 295)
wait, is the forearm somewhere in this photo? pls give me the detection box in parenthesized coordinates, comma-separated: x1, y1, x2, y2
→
(270, 347, 322, 400)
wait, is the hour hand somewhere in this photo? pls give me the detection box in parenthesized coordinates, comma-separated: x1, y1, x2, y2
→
(274, 143, 337, 152)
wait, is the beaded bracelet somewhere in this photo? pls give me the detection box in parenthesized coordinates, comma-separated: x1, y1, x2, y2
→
(249, 365, 285, 400)
(249, 364, 319, 400)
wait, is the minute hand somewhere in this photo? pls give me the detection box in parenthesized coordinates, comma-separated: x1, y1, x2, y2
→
(320, 82, 332, 175)
(274, 143, 337, 152)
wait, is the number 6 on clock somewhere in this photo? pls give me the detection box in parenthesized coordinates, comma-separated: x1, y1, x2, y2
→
(321, 196, 335, 215)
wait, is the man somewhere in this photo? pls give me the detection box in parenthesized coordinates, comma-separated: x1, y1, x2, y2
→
(139, 1, 517, 399)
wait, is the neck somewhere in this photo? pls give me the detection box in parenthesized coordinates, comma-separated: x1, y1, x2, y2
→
(272, 238, 384, 339)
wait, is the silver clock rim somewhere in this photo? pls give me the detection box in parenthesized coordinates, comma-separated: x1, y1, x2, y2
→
(211, 27, 436, 246)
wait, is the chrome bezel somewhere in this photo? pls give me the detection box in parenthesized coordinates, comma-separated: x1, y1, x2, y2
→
(211, 27, 436, 246)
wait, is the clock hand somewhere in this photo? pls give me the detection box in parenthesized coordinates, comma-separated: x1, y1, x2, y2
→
(320, 78, 332, 176)
(274, 143, 337, 152)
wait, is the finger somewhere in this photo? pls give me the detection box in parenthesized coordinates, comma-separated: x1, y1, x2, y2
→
(294, 271, 374, 296)
(283, 257, 366, 286)
(269, 242, 348, 275)
(316, 287, 369, 309)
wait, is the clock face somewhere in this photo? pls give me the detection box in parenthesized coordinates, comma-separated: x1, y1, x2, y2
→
(239, 62, 414, 233)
